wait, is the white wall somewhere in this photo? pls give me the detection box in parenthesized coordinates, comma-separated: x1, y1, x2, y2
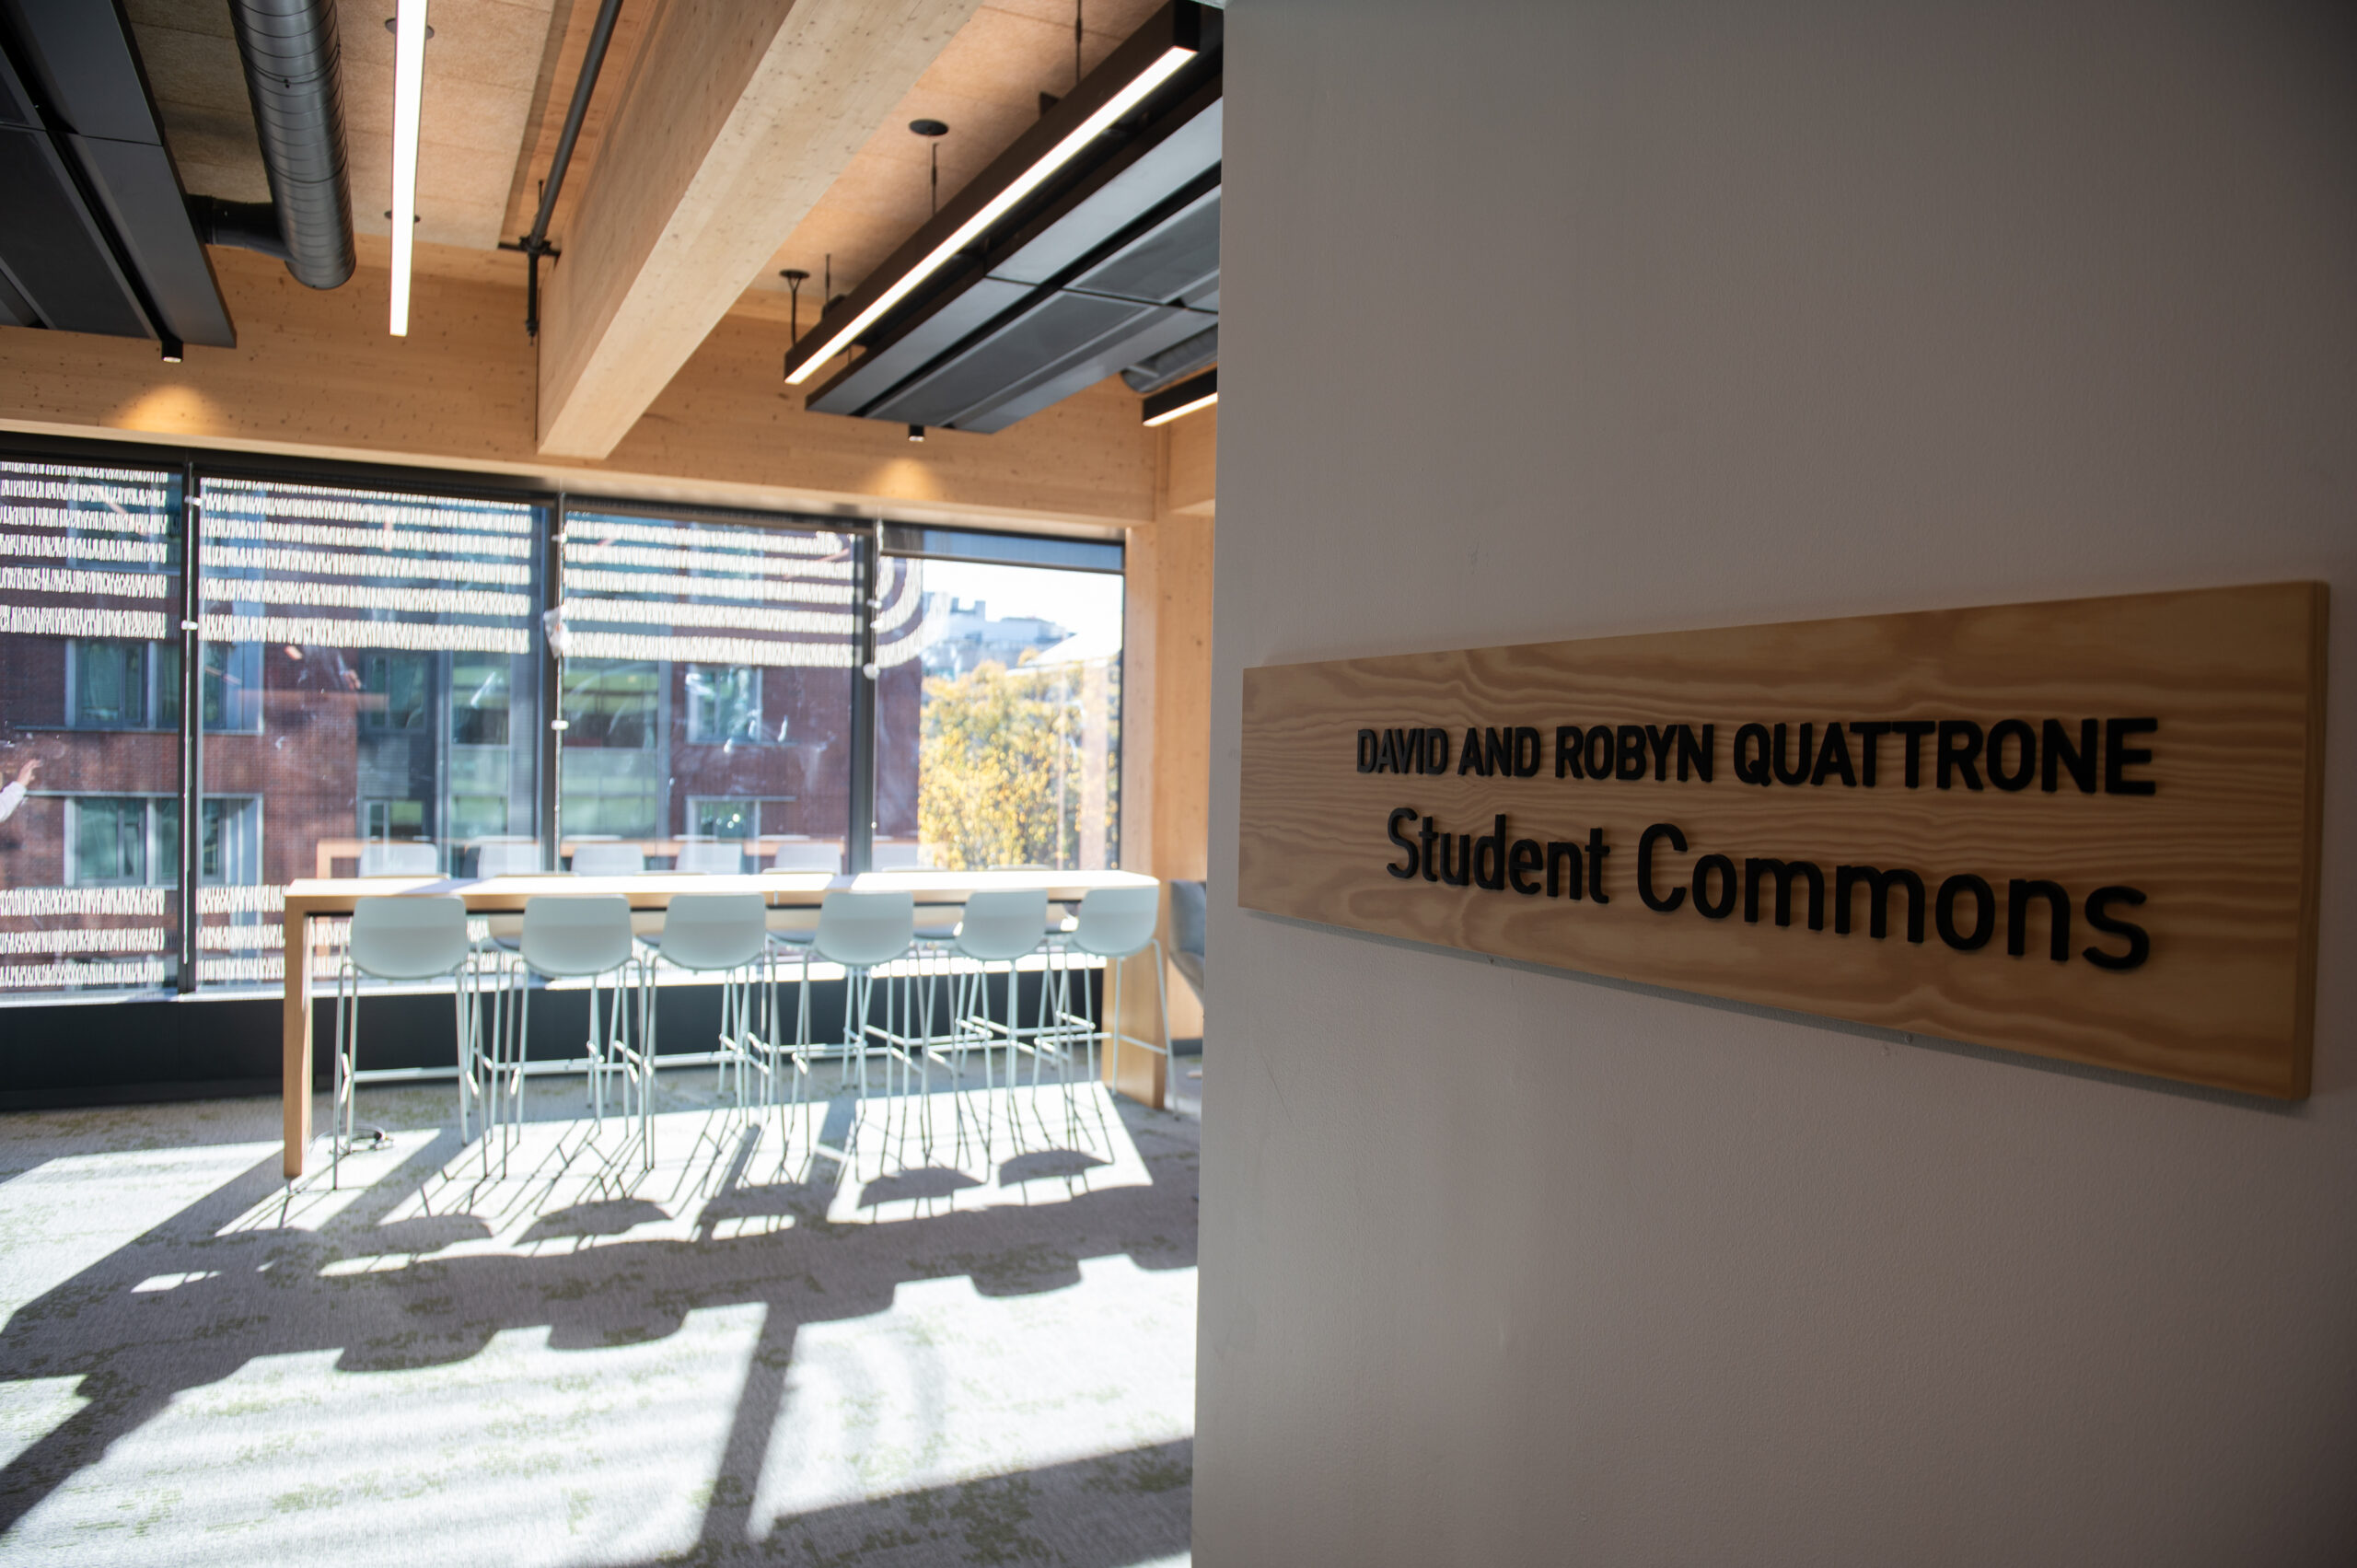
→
(1199, 3, 2357, 1563)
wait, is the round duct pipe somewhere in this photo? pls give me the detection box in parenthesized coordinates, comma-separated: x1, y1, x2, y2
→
(225, 0, 355, 289)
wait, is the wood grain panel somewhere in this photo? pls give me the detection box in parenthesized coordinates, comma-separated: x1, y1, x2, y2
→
(1238, 584, 2327, 1098)
(0, 247, 1155, 528)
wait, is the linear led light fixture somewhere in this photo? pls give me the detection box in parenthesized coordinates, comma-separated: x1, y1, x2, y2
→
(784, 10, 1203, 387)
(389, 0, 431, 336)
(1142, 368, 1215, 426)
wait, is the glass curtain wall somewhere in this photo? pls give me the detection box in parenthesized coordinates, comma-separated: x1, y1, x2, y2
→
(0, 459, 184, 995)
(556, 508, 855, 871)
(878, 531, 1123, 871)
(0, 448, 1128, 1005)
(194, 478, 544, 987)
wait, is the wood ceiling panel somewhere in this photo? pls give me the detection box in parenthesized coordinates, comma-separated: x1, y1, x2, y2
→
(337, 0, 554, 250)
(749, 0, 1168, 321)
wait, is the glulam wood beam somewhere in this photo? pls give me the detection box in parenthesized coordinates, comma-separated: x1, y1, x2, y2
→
(533, 0, 984, 459)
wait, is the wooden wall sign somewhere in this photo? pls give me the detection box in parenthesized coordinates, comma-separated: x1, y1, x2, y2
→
(1238, 583, 2328, 1098)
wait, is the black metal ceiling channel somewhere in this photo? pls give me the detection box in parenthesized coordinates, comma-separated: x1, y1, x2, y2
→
(0, 0, 235, 348)
(795, 0, 1222, 435)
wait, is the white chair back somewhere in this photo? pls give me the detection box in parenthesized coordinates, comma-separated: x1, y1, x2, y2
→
(870, 842, 923, 870)
(955, 889, 1051, 964)
(519, 895, 635, 976)
(359, 841, 438, 877)
(812, 890, 913, 970)
(473, 842, 540, 877)
(675, 840, 746, 875)
(570, 842, 646, 877)
(1068, 885, 1159, 958)
(349, 895, 470, 979)
(658, 892, 766, 970)
(768, 841, 842, 872)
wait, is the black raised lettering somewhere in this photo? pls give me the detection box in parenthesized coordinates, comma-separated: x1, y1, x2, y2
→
(1834, 865, 1926, 943)
(1745, 857, 1826, 930)
(2007, 877, 2071, 960)
(1356, 729, 1377, 772)
(2041, 718, 2096, 794)
(1474, 816, 1509, 890)
(2083, 885, 2150, 970)
(1485, 727, 1513, 777)
(1508, 838, 1544, 896)
(1586, 827, 1612, 903)
(1457, 727, 1486, 776)
(1936, 720, 1984, 790)
(1645, 725, 1674, 782)
(1935, 874, 1995, 950)
(1387, 807, 1420, 878)
(1637, 823, 1688, 912)
(1513, 726, 1541, 778)
(1692, 854, 1737, 919)
(1615, 726, 1647, 780)
(1556, 725, 1583, 779)
(2106, 718, 2157, 796)
(1771, 723, 1815, 786)
(1584, 725, 1615, 781)
(1849, 721, 1891, 787)
(1678, 724, 1714, 783)
(1374, 729, 1398, 774)
(1893, 720, 1935, 787)
(1810, 723, 1857, 787)
(1547, 841, 1583, 900)
(1439, 832, 1472, 887)
(1987, 720, 2036, 792)
(1419, 817, 1440, 882)
(1733, 724, 1772, 786)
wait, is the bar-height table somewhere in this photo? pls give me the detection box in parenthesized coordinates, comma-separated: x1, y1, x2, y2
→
(278, 869, 1160, 1179)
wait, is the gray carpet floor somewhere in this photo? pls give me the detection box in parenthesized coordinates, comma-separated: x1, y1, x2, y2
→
(0, 1062, 1198, 1566)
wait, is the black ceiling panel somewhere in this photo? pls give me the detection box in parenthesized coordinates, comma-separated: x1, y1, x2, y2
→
(795, 1, 1220, 435)
(0, 0, 235, 347)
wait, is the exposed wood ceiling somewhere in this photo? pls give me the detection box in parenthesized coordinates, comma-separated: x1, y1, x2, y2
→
(127, 0, 1178, 443)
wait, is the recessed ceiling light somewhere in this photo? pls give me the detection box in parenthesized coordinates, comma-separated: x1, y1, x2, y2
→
(1142, 367, 1216, 426)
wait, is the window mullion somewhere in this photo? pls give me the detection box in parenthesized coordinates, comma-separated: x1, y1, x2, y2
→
(176, 461, 200, 993)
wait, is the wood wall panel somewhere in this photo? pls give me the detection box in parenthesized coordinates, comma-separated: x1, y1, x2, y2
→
(0, 247, 1156, 527)
(1239, 583, 2328, 1098)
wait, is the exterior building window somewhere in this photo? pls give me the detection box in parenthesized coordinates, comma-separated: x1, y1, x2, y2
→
(877, 531, 1125, 872)
(67, 640, 179, 730)
(0, 459, 183, 995)
(195, 476, 545, 989)
(557, 509, 855, 865)
(685, 666, 763, 745)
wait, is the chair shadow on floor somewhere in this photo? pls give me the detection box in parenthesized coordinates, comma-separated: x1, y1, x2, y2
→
(0, 1065, 1200, 1568)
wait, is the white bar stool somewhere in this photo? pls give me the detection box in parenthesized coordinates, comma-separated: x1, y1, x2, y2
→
(676, 840, 747, 875)
(781, 890, 914, 1120)
(509, 894, 649, 1166)
(942, 889, 1050, 1096)
(330, 894, 478, 1189)
(1050, 885, 1172, 1109)
(360, 841, 439, 877)
(570, 842, 646, 876)
(649, 892, 771, 1125)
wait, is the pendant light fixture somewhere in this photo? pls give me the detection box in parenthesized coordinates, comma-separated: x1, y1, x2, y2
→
(1141, 366, 1215, 425)
(782, 3, 1207, 388)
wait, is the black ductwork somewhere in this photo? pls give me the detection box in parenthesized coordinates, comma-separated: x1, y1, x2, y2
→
(224, 0, 353, 289)
(186, 194, 289, 263)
